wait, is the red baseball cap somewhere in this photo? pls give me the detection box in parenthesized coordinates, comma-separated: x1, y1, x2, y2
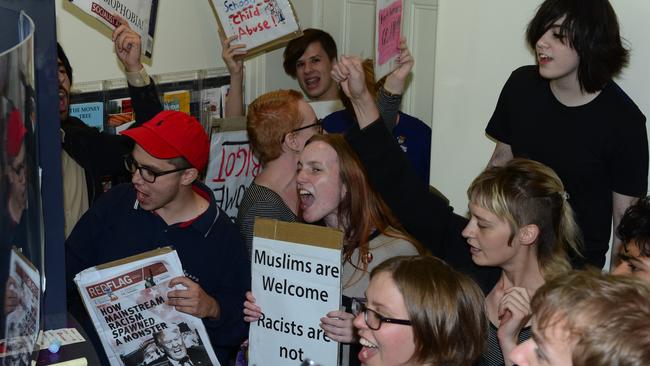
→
(6, 109, 27, 158)
(121, 110, 209, 171)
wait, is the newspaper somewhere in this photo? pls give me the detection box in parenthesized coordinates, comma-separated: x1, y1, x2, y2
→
(74, 247, 220, 366)
(68, 0, 159, 57)
(2, 248, 41, 365)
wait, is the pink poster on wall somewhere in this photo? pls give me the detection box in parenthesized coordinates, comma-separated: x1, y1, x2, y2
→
(377, 0, 402, 65)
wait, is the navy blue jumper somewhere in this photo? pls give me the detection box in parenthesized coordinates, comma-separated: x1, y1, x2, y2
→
(65, 181, 250, 364)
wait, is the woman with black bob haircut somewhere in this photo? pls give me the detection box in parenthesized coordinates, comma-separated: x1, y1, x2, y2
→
(486, 0, 648, 270)
(525, 0, 628, 93)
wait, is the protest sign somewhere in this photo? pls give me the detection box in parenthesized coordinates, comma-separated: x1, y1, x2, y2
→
(204, 117, 260, 221)
(248, 219, 342, 366)
(74, 247, 220, 366)
(375, 0, 403, 80)
(2, 248, 41, 365)
(68, 0, 159, 57)
(211, 0, 302, 56)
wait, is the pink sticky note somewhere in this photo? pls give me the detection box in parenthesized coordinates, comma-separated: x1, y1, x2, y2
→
(377, 0, 402, 65)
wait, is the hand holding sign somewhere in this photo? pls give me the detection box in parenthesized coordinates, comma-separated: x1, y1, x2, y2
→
(220, 33, 247, 76)
(243, 291, 263, 322)
(69, 0, 158, 57)
(320, 310, 355, 343)
(112, 16, 143, 73)
(383, 38, 413, 95)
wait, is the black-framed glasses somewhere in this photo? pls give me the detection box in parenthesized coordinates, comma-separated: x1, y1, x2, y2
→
(351, 298, 412, 331)
(283, 119, 323, 142)
(123, 155, 190, 183)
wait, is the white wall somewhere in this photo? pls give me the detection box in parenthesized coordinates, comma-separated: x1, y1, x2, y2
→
(56, 0, 226, 83)
(431, 0, 650, 216)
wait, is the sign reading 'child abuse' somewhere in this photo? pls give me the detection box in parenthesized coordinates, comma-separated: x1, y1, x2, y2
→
(212, 0, 302, 55)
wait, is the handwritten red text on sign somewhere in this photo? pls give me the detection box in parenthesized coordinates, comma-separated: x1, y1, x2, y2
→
(377, 0, 402, 65)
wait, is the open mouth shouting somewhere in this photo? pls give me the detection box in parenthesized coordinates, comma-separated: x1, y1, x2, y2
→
(134, 186, 152, 208)
(303, 75, 321, 91)
(358, 337, 379, 363)
(59, 88, 69, 113)
(298, 188, 315, 212)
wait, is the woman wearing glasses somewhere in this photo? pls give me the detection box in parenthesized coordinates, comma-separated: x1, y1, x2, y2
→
(237, 89, 322, 257)
(245, 133, 424, 365)
(354, 255, 486, 366)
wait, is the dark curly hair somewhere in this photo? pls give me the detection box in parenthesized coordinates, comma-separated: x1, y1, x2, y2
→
(617, 196, 650, 257)
(57, 43, 73, 84)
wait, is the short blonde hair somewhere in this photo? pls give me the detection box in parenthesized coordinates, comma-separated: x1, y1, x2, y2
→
(533, 270, 650, 366)
(467, 158, 582, 277)
(371, 256, 487, 366)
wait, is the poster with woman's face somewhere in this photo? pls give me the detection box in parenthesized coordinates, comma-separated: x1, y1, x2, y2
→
(0, 8, 41, 366)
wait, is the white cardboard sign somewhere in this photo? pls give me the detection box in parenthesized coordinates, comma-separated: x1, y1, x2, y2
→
(68, 0, 159, 57)
(248, 222, 341, 366)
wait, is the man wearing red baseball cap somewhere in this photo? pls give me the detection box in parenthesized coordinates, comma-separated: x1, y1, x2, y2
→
(65, 110, 250, 365)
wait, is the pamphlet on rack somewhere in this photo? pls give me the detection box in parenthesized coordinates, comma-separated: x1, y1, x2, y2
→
(220, 84, 230, 118)
(107, 97, 135, 134)
(201, 87, 223, 123)
(68, 0, 159, 57)
(74, 247, 220, 366)
(70, 102, 104, 131)
(163, 90, 191, 115)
